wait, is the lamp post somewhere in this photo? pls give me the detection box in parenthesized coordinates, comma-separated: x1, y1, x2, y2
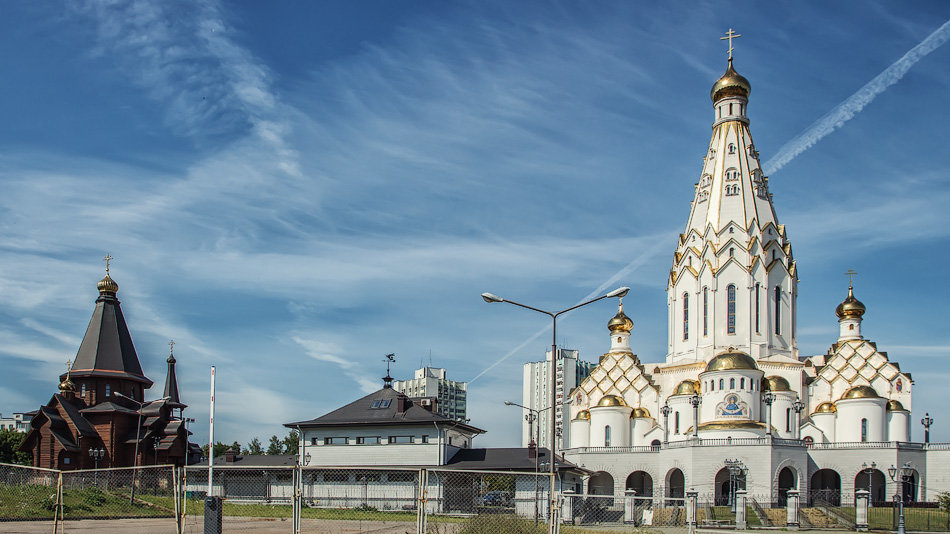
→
(483, 286, 629, 534)
(724, 459, 746, 513)
(888, 462, 914, 534)
(506, 400, 569, 525)
(921, 413, 934, 444)
(660, 403, 672, 443)
(762, 392, 775, 436)
(791, 400, 805, 440)
(689, 395, 701, 438)
(116, 392, 170, 505)
(89, 448, 105, 485)
(862, 461, 877, 503)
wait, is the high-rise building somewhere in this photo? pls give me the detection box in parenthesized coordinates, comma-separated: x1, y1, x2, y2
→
(393, 367, 467, 421)
(521, 349, 595, 449)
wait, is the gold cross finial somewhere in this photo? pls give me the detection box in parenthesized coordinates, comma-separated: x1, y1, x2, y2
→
(720, 28, 742, 61)
(618, 297, 624, 312)
(845, 269, 857, 288)
(169, 340, 175, 356)
(65, 359, 72, 375)
(103, 254, 113, 274)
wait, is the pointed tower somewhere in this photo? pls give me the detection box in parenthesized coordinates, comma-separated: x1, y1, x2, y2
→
(63, 259, 153, 405)
(163, 341, 185, 410)
(667, 42, 798, 364)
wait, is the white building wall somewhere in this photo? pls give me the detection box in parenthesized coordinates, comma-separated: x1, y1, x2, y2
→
(522, 349, 592, 449)
(834, 399, 886, 442)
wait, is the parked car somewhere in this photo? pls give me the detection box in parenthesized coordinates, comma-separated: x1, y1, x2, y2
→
(481, 490, 513, 507)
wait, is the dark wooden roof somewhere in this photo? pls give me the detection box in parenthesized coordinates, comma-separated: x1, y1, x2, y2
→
(444, 447, 583, 473)
(285, 387, 484, 434)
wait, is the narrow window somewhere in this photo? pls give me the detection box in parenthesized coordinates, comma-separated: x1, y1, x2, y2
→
(730, 378, 736, 389)
(728, 104, 734, 117)
(755, 283, 760, 333)
(740, 378, 745, 389)
(605, 425, 611, 447)
(774, 286, 782, 335)
(719, 378, 724, 389)
(703, 287, 709, 336)
(729, 227, 734, 234)
(786, 408, 792, 432)
(683, 292, 689, 340)
(81, 383, 87, 397)
(861, 418, 868, 442)
(105, 384, 111, 397)
(674, 413, 680, 435)
(727, 284, 736, 334)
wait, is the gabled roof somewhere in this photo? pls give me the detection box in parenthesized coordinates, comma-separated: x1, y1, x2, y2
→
(212, 454, 298, 466)
(285, 387, 484, 434)
(53, 394, 97, 437)
(444, 447, 584, 473)
(64, 287, 152, 386)
(80, 401, 138, 415)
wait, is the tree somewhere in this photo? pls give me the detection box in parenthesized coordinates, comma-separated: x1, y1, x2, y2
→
(938, 491, 950, 513)
(0, 429, 30, 465)
(267, 435, 282, 455)
(283, 430, 299, 455)
(201, 441, 231, 459)
(247, 437, 263, 455)
(230, 441, 241, 455)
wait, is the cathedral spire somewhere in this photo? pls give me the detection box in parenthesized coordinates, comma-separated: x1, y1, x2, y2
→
(163, 340, 183, 407)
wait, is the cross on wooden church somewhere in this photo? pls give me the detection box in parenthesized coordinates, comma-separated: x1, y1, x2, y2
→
(169, 340, 175, 356)
(720, 28, 742, 60)
(103, 253, 113, 274)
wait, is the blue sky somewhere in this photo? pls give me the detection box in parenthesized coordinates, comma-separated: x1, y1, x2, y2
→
(1, 1, 949, 448)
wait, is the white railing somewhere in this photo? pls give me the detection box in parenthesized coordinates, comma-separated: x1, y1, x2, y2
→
(807, 441, 924, 450)
(565, 439, 943, 454)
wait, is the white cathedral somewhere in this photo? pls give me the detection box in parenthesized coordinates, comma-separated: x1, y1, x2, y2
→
(559, 55, 950, 507)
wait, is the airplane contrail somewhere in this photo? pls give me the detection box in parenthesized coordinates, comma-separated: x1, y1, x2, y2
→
(765, 17, 950, 174)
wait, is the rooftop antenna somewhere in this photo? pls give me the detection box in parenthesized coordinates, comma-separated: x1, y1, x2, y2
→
(383, 353, 396, 388)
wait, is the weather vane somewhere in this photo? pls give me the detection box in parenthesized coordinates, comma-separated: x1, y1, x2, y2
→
(845, 269, 858, 288)
(384, 353, 396, 376)
(103, 253, 113, 274)
(720, 28, 742, 61)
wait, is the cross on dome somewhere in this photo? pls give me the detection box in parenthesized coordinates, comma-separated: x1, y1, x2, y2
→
(845, 269, 858, 288)
(103, 253, 113, 274)
(720, 28, 742, 60)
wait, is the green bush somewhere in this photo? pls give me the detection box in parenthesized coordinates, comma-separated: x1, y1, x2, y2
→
(82, 487, 106, 507)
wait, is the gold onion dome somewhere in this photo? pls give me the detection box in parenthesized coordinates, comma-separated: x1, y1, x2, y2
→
(573, 409, 590, 420)
(705, 348, 757, 372)
(630, 407, 651, 419)
(764, 375, 791, 392)
(835, 285, 866, 319)
(596, 395, 627, 407)
(886, 400, 906, 412)
(607, 302, 634, 333)
(840, 385, 880, 400)
(59, 376, 75, 393)
(813, 402, 837, 414)
(673, 380, 700, 396)
(97, 273, 119, 294)
(711, 59, 751, 102)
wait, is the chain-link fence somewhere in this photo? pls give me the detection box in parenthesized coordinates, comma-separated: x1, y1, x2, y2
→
(0, 463, 60, 522)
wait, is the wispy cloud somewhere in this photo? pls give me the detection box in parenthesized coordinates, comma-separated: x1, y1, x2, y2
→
(765, 17, 950, 173)
(292, 336, 379, 394)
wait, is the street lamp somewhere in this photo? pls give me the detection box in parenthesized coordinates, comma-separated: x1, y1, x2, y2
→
(921, 413, 934, 444)
(116, 392, 170, 505)
(888, 462, 914, 534)
(862, 462, 877, 502)
(89, 448, 105, 485)
(505, 400, 568, 525)
(484, 286, 628, 533)
(689, 395, 701, 438)
(660, 403, 672, 443)
(724, 459, 746, 513)
(762, 392, 775, 436)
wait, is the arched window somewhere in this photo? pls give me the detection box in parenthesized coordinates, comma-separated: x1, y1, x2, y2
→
(105, 384, 111, 398)
(703, 287, 709, 336)
(727, 284, 737, 334)
(683, 292, 689, 341)
(730, 378, 736, 389)
(786, 408, 792, 432)
(674, 413, 680, 435)
(774, 286, 782, 335)
(861, 419, 868, 442)
(605, 425, 612, 447)
(729, 247, 734, 257)
(740, 378, 745, 389)
(719, 378, 724, 390)
(755, 283, 760, 334)
(709, 380, 714, 391)
(81, 383, 86, 397)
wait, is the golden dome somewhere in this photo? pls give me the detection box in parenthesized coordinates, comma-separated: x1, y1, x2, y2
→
(764, 376, 791, 392)
(573, 409, 590, 421)
(596, 395, 627, 407)
(58, 376, 75, 393)
(607, 302, 634, 334)
(705, 349, 757, 372)
(630, 407, 651, 419)
(840, 385, 880, 400)
(97, 273, 119, 294)
(813, 401, 836, 414)
(835, 285, 866, 319)
(886, 400, 906, 412)
(711, 59, 751, 102)
(673, 379, 700, 396)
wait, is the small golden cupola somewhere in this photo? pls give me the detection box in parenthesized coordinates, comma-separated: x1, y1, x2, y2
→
(711, 58, 751, 103)
(97, 254, 119, 296)
(606, 299, 635, 355)
(836, 275, 866, 342)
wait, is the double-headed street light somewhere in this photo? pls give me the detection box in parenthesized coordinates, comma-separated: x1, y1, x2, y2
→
(88, 448, 105, 485)
(116, 392, 170, 505)
(888, 462, 914, 534)
(483, 286, 629, 534)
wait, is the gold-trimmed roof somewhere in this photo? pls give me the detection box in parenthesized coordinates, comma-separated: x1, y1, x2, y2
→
(839, 385, 880, 401)
(835, 285, 866, 319)
(573, 409, 590, 421)
(711, 58, 751, 102)
(764, 375, 791, 392)
(813, 401, 837, 414)
(705, 349, 757, 372)
(596, 395, 626, 408)
(697, 420, 764, 431)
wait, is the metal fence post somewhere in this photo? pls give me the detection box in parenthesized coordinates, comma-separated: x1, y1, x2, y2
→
(786, 489, 800, 529)
(416, 469, 427, 534)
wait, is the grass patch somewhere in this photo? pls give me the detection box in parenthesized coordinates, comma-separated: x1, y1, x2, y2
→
(0, 484, 173, 520)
